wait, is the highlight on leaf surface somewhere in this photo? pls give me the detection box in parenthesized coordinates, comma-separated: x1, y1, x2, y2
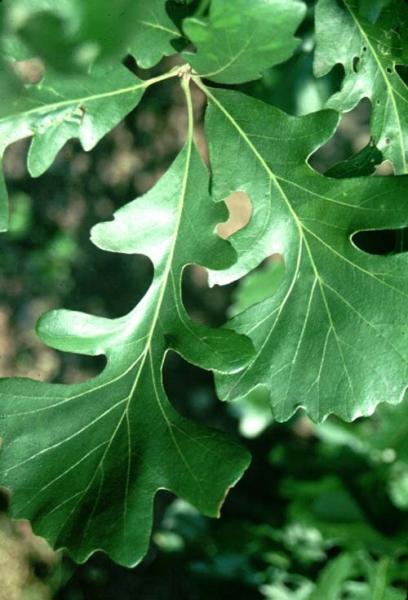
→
(0, 139, 253, 567)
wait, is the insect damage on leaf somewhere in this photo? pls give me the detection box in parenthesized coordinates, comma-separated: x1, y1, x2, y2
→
(314, 0, 408, 174)
(198, 85, 408, 423)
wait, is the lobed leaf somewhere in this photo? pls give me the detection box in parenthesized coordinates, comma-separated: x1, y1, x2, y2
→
(0, 65, 149, 231)
(0, 138, 253, 567)
(199, 86, 408, 422)
(128, 0, 188, 69)
(183, 0, 306, 84)
(314, 0, 408, 174)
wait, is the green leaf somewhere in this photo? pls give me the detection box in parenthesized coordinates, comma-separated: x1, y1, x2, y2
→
(229, 257, 285, 317)
(314, 0, 408, 174)
(128, 0, 186, 69)
(324, 139, 383, 179)
(0, 133, 253, 567)
(197, 85, 408, 422)
(0, 64, 151, 231)
(358, 0, 391, 23)
(2, 0, 152, 70)
(182, 0, 306, 84)
(310, 552, 356, 599)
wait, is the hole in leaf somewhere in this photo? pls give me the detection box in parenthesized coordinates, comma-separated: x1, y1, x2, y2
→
(323, 138, 382, 179)
(10, 58, 44, 84)
(362, 46, 367, 52)
(386, 66, 393, 74)
(375, 160, 394, 175)
(352, 56, 360, 73)
(352, 229, 408, 255)
(0, 487, 10, 511)
(309, 98, 372, 174)
(56, 352, 107, 384)
(216, 191, 252, 239)
(385, 137, 391, 144)
(32, 560, 52, 580)
(182, 264, 234, 327)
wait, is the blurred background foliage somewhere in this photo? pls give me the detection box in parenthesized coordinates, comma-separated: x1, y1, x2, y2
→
(1, 0, 408, 598)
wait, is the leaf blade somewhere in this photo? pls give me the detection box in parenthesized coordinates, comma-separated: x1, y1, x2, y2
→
(183, 0, 306, 84)
(200, 86, 408, 422)
(0, 141, 253, 567)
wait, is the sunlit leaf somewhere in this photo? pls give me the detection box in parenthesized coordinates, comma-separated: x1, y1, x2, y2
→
(199, 86, 408, 421)
(0, 140, 253, 567)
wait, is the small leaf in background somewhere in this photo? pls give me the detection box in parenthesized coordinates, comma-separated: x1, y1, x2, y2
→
(314, 0, 408, 174)
(310, 552, 356, 599)
(228, 256, 285, 317)
(228, 386, 273, 439)
(3, 0, 162, 70)
(388, 462, 408, 510)
(183, 0, 306, 84)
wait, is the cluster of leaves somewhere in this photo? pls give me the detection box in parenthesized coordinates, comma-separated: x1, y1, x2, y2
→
(1, 0, 408, 570)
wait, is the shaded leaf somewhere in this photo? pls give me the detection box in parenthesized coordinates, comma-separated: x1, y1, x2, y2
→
(183, 0, 306, 84)
(128, 0, 186, 69)
(2, 0, 146, 70)
(324, 139, 383, 178)
(198, 85, 408, 422)
(0, 140, 253, 567)
(358, 0, 391, 23)
(314, 0, 408, 174)
(310, 552, 356, 599)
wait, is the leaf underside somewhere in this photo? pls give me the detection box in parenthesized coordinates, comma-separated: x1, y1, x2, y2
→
(0, 142, 253, 567)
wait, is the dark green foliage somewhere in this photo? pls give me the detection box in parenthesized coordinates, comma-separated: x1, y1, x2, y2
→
(1, 0, 408, 581)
